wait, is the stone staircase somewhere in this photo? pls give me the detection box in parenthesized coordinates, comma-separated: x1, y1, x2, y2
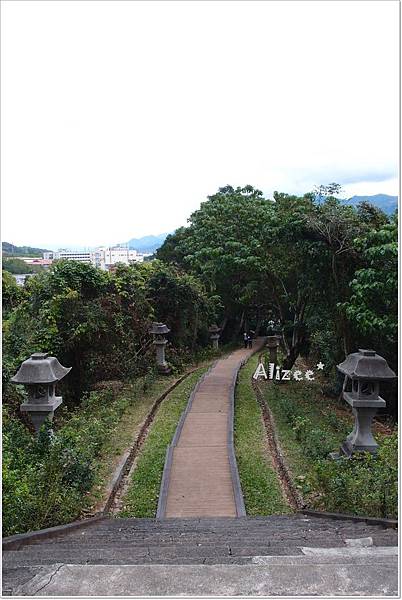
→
(3, 514, 398, 596)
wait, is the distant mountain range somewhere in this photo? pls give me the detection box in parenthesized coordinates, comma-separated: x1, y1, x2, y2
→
(344, 194, 398, 215)
(125, 233, 170, 253)
(1, 237, 170, 257)
(2, 242, 50, 257)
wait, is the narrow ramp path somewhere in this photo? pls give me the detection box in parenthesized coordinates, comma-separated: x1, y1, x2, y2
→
(159, 340, 264, 518)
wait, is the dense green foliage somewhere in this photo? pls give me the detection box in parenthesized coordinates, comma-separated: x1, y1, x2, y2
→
(3, 260, 216, 406)
(261, 377, 397, 519)
(157, 184, 397, 413)
(312, 434, 397, 518)
(3, 384, 136, 535)
(2, 271, 22, 314)
(342, 217, 397, 366)
(2, 257, 44, 274)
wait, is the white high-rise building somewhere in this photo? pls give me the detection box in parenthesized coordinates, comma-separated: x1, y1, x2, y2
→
(97, 247, 138, 269)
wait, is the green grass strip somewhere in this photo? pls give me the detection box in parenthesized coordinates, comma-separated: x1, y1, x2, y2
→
(261, 376, 349, 481)
(118, 366, 208, 518)
(234, 354, 291, 516)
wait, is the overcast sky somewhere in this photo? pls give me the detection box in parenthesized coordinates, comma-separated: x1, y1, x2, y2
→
(1, 0, 399, 248)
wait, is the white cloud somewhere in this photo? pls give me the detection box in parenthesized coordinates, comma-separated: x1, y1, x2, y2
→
(1, 0, 398, 247)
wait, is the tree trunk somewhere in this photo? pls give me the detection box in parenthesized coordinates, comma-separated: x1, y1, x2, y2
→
(191, 307, 199, 352)
(235, 310, 246, 338)
(219, 315, 229, 335)
(282, 340, 304, 370)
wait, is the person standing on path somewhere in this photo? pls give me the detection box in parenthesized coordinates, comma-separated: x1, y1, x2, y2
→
(247, 334, 253, 349)
(243, 332, 248, 348)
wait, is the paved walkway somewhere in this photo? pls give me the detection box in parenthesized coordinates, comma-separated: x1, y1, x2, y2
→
(162, 340, 264, 518)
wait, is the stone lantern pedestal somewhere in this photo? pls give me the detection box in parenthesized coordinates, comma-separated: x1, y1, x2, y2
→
(150, 322, 171, 374)
(266, 336, 280, 364)
(208, 324, 221, 350)
(11, 352, 71, 434)
(331, 349, 396, 458)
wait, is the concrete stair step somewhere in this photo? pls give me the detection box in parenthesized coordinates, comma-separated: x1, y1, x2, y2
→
(94, 515, 384, 526)
(8, 553, 398, 596)
(15, 537, 349, 553)
(34, 534, 346, 547)
(3, 545, 314, 567)
(36, 522, 392, 538)
(4, 515, 397, 581)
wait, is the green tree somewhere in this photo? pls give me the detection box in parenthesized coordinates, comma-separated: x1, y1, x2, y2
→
(3, 261, 153, 404)
(145, 260, 218, 350)
(342, 217, 397, 354)
(2, 271, 22, 315)
(2, 257, 43, 275)
(158, 185, 275, 338)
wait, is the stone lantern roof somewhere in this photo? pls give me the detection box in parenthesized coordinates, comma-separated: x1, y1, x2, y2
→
(208, 324, 221, 334)
(149, 322, 170, 335)
(337, 349, 396, 381)
(11, 353, 71, 385)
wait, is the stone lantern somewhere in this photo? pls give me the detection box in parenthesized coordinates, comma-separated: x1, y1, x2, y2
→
(334, 349, 396, 457)
(209, 324, 221, 350)
(149, 322, 171, 374)
(266, 336, 280, 364)
(11, 352, 71, 434)
(267, 320, 275, 334)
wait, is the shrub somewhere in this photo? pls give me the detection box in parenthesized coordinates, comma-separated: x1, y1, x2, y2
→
(312, 432, 397, 518)
(292, 416, 338, 460)
(272, 391, 302, 426)
(3, 261, 218, 408)
(2, 384, 136, 536)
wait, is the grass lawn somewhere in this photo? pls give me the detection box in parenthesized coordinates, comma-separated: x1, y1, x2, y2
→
(234, 354, 291, 515)
(118, 366, 208, 518)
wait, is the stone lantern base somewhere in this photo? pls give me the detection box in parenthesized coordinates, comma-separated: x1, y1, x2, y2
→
(211, 334, 220, 350)
(157, 363, 171, 375)
(330, 394, 386, 459)
(21, 397, 62, 433)
(153, 340, 171, 375)
(266, 336, 280, 365)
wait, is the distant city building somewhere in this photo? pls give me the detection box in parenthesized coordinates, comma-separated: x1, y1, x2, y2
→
(13, 274, 34, 286)
(20, 257, 53, 267)
(98, 247, 138, 269)
(47, 250, 93, 263)
(43, 247, 151, 270)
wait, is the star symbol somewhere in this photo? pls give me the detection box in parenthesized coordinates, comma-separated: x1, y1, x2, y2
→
(316, 362, 325, 370)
